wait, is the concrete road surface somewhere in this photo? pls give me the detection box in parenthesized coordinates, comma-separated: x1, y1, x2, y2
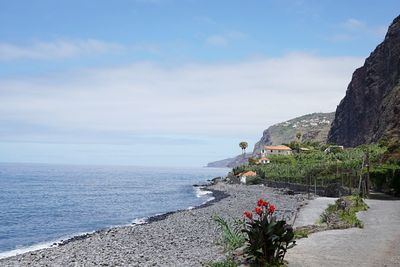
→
(286, 197, 400, 267)
(293, 197, 337, 228)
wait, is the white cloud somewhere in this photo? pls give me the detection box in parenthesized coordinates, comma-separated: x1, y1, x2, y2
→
(342, 18, 366, 30)
(0, 39, 124, 60)
(330, 33, 354, 42)
(330, 18, 388, 42)
(205, 31, 245, 47)
(193, 16, 217, 25)
(205, 35, 228, 46)
(0, 53, 363, 141)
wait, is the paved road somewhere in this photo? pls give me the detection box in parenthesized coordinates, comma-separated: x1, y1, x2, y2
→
(293, 197, 337, 228)
(286, 198, 400, 267)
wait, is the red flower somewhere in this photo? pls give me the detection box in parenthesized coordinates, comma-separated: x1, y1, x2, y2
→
(268, 204, 276, 214)
(244, 211, 253, 220)
(255, 207, 263, 216)
(257, 198, 269, 207)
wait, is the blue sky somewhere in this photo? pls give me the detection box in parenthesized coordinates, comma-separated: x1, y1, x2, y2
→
(0, 0, 399, 166)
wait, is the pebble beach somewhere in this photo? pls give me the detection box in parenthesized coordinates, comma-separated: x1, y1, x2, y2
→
(0, 183, 306, 266)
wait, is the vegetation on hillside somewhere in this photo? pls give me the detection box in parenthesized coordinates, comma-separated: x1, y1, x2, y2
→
(234, 142, 400, 196)
(253, 112, 335, 153)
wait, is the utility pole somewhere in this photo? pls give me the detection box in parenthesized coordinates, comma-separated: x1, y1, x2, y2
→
(365, 151, 370, 197)
(314, 176, 317, 195)
(358, 156, 365, 194)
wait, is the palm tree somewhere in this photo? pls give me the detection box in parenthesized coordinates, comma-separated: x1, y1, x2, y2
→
(239, 142, 248, 155)
(296, 132, 302, 143)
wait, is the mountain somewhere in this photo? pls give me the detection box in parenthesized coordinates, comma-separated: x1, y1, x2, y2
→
(253, 112, 335, 153)
(207, 112, 334, 167)
(206, 154, 253, 168)
(328, 15, 400, 146)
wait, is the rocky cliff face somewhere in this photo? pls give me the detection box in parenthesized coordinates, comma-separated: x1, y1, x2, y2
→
(328, 15, 400, 146)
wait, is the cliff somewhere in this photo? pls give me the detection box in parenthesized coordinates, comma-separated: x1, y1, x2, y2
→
(328, 15, 400, 146)
(253, 112, 335, 153)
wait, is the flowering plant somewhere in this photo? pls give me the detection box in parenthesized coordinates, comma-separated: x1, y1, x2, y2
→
(242, 198, 295, 266)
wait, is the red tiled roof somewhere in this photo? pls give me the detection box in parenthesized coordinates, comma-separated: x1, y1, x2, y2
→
(241, 171, 257, 177)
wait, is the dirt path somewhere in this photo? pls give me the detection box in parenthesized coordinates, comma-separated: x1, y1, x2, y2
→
(286, 198, 400, 267)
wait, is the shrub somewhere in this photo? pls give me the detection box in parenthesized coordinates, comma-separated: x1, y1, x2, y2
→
(319, 195, 368, 228)
(369, 167, 389, 191)
(214, 215, 245, 251)
(248, 157, 258, 166)
(242, 199, 296, 266)
(246, 176, 263, 185)
(390, 168, 400, 195)
(206, 258, 238, 267)
(370, 164, 400, 195)
(293, 228, 309, 239)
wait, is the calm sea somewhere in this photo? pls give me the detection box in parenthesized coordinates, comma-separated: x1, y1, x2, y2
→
(0, 163, 228, 257)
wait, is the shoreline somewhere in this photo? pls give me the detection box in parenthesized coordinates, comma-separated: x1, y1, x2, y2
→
(0, 185, 229, 260)
(0, 183, 306, 266)
(57, 186, 230, 248)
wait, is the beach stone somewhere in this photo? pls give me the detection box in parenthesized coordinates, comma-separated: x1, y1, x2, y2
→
(0, 183, 305, 267)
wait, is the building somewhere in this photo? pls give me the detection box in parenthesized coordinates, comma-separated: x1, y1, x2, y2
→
(324, 145, 344, 153)
(257, 157, 271, 164)
(261, 145, 292, 156)
(299, 147, 311, 153)
(238, 171, 257, 184)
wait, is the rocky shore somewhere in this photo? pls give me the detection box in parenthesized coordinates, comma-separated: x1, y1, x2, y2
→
(0, 183, 306, 266)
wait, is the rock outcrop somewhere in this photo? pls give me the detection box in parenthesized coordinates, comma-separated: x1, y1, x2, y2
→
(328, 15, 400, 146)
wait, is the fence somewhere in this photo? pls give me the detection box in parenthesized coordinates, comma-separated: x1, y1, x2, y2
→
(264, 176, 354, 197)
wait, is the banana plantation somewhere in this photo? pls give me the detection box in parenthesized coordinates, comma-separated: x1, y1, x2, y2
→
(233, 143, 400, 196)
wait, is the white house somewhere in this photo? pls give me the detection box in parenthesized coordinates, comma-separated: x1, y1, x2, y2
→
(261, 145, 292, 156)
(238, 171, 257, 184)
(324, 145, 344, 153)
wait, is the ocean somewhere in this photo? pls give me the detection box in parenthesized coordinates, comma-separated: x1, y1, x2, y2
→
(0, 163, 228, 258)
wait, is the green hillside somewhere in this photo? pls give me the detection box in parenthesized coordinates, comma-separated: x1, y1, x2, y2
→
(253, 112, 335, 153)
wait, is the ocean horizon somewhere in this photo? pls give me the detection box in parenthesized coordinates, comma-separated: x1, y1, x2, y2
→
(0, 162, 228, 258)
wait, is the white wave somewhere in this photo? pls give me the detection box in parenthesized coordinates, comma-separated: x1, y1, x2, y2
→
(194, 186, 212, 198)
(132, 217, 148, 225)
(193, 186, 215, 205)
(202, 196, 215, 204)
(0, 230, 95, 260)
(0, 241, 55, 259)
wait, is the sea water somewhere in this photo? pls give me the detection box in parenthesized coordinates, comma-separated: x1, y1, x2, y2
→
(0, 163, 228, 257)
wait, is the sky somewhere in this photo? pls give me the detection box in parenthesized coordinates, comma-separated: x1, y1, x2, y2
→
(0, 0, 399, 167)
